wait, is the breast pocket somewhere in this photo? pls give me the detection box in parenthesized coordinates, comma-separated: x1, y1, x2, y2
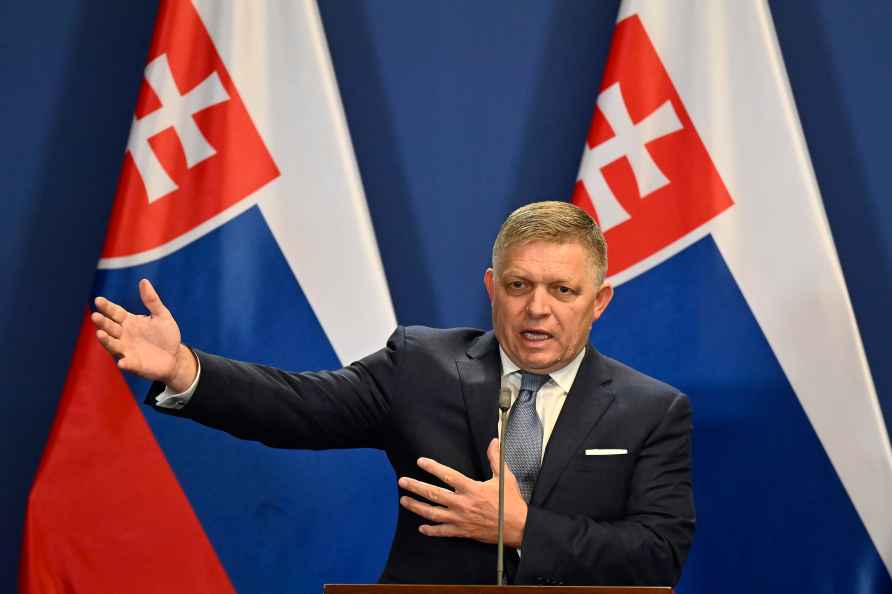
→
(570, 450, 632, 472)
(555, 452, 633, 519)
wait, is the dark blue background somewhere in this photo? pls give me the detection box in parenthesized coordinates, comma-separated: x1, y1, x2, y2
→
(2, 0, 890, 589)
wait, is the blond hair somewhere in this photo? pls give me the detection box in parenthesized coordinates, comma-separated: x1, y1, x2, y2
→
(492, 201, 608, 284)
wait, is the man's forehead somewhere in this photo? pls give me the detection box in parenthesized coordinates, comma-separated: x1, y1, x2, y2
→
(496, 239, 596, 270)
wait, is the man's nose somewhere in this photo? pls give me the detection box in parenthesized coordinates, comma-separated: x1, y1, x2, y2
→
(525, 287, 551, 317)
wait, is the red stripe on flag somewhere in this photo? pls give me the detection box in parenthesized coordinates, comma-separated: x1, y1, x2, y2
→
(20, 314, 236, 594)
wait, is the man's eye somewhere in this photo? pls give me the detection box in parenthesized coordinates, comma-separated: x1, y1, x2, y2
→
(557, 286, 571, 294)
(510, 281, 525, 289)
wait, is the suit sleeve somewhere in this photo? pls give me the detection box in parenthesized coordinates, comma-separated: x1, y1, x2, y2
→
(516, 392, 695, 586)
(145, 326, 406, 451)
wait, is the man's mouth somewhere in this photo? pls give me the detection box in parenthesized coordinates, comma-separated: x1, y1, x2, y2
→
(520, 330, 552, 342)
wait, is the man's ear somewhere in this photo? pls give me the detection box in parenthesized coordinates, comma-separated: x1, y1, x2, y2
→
(592, 281, 614, 321)
(483, 268, 495, 303)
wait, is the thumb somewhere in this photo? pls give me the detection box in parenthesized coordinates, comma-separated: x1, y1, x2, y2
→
(139, 278, 168, 317)
(487, 438, 501, 478)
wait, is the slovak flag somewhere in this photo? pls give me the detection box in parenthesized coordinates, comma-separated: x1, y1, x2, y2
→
(574, 2, 892, 593)
(20, 1, 397, 593)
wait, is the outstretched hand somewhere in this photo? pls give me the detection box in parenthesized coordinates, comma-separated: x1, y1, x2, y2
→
(91, 278, 196, 392)
(398, 438, 528, 548)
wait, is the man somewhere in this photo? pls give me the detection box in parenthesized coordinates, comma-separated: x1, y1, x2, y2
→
(92, 201, 694, 585)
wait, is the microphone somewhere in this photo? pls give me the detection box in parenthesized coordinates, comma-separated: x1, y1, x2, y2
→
(497, 387, 512, 585)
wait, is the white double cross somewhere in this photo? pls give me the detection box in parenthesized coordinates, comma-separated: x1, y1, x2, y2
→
(126, 54, 230, 203)
(577, 82, 683, 231)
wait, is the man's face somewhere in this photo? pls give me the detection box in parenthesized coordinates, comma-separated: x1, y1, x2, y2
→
(484, 240, 613, 374)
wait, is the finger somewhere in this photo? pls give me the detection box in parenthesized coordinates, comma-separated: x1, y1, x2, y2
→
(399, 495, 454, 525)
(417, 457, 472, 492)
(139, 279, 168, 317)
(94, 296, 128, 324)
(90, 311, 122, 339)
(487, 438, 501, 478)
(398, 476, 459, 507)
(419, 523, 463, 538)
(96, 329, 125, 357)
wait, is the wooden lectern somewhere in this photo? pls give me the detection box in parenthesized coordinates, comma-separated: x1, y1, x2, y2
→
(325, 585, 671, 594)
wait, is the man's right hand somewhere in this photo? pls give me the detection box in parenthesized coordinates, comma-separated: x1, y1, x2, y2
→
(91, 278, 197, 393)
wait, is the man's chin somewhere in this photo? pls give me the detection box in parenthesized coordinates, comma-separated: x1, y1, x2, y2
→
(514, 352, 559, 374)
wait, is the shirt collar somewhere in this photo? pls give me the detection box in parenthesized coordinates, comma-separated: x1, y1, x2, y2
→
(498, 345, 587, 394)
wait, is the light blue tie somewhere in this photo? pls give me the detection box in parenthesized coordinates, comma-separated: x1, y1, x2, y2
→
(504, 372, 550, 501)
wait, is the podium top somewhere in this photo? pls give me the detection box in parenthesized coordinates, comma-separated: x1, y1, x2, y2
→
(325, 585, 672, 594)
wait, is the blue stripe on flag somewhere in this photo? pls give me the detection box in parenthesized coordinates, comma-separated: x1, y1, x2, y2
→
(592, 237, 892, 594)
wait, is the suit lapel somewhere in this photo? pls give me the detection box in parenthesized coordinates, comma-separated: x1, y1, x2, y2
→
(456, 332, 502, 480)
(531, 346, 615, 506)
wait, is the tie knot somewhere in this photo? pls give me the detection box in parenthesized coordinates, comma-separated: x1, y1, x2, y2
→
(519, 372, 550, 394)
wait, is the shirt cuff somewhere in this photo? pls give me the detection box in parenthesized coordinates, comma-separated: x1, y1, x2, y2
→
(155, 352, 201, 410)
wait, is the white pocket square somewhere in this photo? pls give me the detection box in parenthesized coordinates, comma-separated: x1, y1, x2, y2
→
(585, 448, 628, 456)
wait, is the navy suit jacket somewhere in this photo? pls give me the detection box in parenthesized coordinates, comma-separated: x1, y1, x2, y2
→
(148, 325, 694, 586)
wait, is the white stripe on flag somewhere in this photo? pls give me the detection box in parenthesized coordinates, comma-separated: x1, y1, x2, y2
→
(193, 0, 397, 365)
(624, 0, 892, 573)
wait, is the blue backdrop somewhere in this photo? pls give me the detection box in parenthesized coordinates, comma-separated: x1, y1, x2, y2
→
(2, 0, 891, 589)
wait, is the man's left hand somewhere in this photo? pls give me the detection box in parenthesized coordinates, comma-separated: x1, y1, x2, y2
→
(398, 438, 528, 548)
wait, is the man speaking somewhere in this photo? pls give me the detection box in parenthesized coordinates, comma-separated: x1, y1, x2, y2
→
(91, 201, 694, 586)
